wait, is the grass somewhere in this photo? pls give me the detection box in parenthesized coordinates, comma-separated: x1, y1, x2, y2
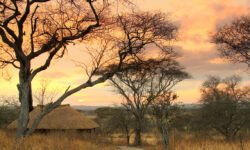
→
(143, 130, 250, 150)
(0, 129, 117, 150)
(1, 129, 250, 150)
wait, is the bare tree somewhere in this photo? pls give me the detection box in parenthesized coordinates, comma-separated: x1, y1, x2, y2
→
(151, 92, 181, 149)
(110, 58, 189, 145)
(211, 15, 250, 67)
(33, 80, 57, 106)
(0, 0, 179, 140)
(200, 75, 250, 140)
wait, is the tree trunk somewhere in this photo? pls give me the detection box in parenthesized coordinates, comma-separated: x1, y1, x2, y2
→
(17, 81, 33, 112)
(134, 127, 141, 146)
(126, 135, 130, 145)
(125, 127, 130, 145)
(16, 82, 31, 140)
(16, 65, 33, 140)
(28, 82, 33, 112)
(161, 123, 169, 149)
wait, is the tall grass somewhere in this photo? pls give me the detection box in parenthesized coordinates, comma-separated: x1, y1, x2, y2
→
(143, 130, 250, 150)
(0, 129, 117, 150)
(1, 129, 249, 150)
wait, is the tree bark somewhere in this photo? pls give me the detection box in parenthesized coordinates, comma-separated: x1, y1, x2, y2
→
(16, 64, 33, 140)
(28, 82, 33, 112)
(160, 122, 169, 149)
(16, 82, 31, 140)
(125, 128, 130, 145)
(127, 135, 130, 145)
(134, 127, 142, 146)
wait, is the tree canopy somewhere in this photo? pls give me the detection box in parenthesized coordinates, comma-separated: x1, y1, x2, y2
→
(212, 15, 250, 67)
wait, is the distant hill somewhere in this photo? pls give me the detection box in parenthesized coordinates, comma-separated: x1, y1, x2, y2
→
(72, 104, 202, 111)
(72, 105, 104, 111)
(181, 103, 202, 109)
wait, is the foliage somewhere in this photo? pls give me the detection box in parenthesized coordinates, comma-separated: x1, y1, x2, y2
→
(95, 107, 134, 144)
(199, 75, 250, 140)
(150, 92, 182, 148)
(0, 0, 180, 139)
(0, 96, 19, 128)
(212, 15, 250, 67)
(110, 58, 189, 145)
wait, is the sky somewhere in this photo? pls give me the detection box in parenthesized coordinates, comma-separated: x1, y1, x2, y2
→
(0, 0, 249, 106)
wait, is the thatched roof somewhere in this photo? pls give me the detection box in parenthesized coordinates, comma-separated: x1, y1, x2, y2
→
(8, 104, 99, 130)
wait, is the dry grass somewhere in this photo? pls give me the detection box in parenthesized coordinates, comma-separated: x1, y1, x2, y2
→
(143, 139, 250, 150)
(142, 130, 250, 150)
(0, 129, 117, 150)
(1, 129, 250, 150)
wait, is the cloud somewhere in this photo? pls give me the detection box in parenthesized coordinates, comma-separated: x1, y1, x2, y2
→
(209, 58, 228, 64)
(40, 71, 69, 79)
(174, 46, 248, 77)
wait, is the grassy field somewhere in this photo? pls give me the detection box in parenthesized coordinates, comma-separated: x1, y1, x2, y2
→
(1, 129, 250, 150)
(0, 129, 117, 150)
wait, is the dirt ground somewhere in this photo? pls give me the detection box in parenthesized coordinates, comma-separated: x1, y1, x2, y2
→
(119, 146, 144, 150)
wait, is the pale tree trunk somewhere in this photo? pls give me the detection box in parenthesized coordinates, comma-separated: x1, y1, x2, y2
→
(160, 122, 169, 149)
(16, 82, 31, 140)
(16, 65, 33, 140)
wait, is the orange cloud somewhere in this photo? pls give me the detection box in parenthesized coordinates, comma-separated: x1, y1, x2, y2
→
(209, 58, 228, 64)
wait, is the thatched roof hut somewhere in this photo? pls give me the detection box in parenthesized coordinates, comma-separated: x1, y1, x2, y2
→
(8, 104, 99, 131)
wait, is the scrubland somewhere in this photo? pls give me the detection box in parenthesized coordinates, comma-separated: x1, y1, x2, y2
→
(1, 129, 249, 150)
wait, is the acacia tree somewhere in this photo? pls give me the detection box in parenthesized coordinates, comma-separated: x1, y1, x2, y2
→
(110, 58, 189, 145)
(200, 75, 250, 140)
(151, 92, 181, 149)
(212, 15, 250, 67)
(0, 0, 179, 140)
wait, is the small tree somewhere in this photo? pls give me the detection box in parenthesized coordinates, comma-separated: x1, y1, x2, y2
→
(34, 80, 57, 106)
(95, 107, 133, 144)
(151, 92, 181, 149)
(211, 15, 250, 67)
(110, 58, 189, 145)
(95, 107, 116, 139)
(110, 108, 134, 145)
(200, 75, 250, 140)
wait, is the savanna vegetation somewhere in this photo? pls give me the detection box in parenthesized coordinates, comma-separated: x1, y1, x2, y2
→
(1, 100, 250, 150)
(0, 0, 249, 149)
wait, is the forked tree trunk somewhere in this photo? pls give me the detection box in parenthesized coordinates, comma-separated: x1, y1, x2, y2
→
(160, 122, 169, 149)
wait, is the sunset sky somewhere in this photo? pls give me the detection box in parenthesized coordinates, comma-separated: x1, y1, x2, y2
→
(0, 0, 249, 106)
